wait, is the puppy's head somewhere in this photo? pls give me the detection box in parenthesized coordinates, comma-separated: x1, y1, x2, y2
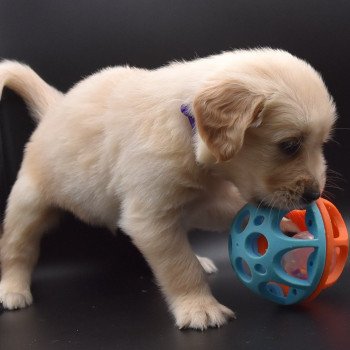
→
(193, 49, 336, 210)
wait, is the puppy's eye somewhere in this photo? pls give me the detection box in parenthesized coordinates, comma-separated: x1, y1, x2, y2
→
(279, 139, 301, 156)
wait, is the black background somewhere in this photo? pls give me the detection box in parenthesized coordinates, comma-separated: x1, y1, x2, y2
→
(1, 1, 350, 350)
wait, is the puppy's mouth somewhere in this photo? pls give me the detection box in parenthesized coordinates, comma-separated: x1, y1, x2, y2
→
(252, 195, 309, 211)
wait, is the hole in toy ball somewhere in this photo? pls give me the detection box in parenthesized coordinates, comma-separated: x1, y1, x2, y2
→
(254, 264, 267, 274)
(307, 219, 313, 227)
(282, 210, 307, 234)
(228, 237, 233, 253)
(333, 226, 340, 239)
(236, 210, 250, 233)
(246, 233, 268, 256)
(265, 282, 289, 297)
(280, 218, 303, 237)
(330, 247, 341, 273)
(254, 216, 264, 226)
(235, 257, 252, 282)
(329, 215, 340, 238)
(292, 288, 298, 295)
(281, 241, 315, 281)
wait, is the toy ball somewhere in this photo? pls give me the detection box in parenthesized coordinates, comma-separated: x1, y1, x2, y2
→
(228, 198, 349, 304)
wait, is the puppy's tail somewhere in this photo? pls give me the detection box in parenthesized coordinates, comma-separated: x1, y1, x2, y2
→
(0, 60, 63, 122)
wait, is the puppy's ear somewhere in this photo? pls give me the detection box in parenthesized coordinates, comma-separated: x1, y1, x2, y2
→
(193, 79, 265, 162)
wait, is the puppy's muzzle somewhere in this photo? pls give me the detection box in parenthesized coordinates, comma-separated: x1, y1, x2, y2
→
(302, 188, 321, 204)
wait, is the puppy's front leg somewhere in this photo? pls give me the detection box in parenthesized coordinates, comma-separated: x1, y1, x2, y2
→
(120, 203, 235, 330)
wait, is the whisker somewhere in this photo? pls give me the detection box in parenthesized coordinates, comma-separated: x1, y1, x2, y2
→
(326, 177, 345, 184)
(325, 180, 344, 187)
(327, 170, 345, 180)
(327, 168, 344, 177)
(325, 185, 344, 191)
(322, 190, 335, 200)
(326, 178, 344, 186)
(326, 181, 345, 189)
(268, 197, 275, 223)
(333, 127, 350, 131)
(327, 139, 341, 146)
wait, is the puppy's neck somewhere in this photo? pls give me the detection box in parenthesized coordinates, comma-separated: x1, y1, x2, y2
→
(180, 104, 196, 130)
(180, 103, 217, 166)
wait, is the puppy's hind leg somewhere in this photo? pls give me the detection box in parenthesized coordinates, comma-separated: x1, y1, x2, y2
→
(0, 174, 59, 310)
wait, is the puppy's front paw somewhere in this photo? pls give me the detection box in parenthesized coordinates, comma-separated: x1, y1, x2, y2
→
(197, 256, 218, 274)
(0, 284, 33, 310)
(172, 295, 235, 330)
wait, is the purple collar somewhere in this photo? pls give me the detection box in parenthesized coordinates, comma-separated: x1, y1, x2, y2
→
(181, 104, 195, 130)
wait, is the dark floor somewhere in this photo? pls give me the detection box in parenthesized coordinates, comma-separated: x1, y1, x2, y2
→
(0, 211, 349, 350)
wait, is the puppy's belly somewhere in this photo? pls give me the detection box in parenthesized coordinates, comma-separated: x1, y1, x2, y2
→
(56, 189, 120, 229)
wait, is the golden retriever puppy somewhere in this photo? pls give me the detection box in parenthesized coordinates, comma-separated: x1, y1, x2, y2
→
(0, 49, 336, 330)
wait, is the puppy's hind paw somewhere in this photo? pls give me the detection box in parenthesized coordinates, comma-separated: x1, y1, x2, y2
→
(0, 285, 33, 310)
(197, 255, 218, 274)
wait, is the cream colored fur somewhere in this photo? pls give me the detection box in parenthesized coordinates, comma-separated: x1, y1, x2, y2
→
(0, 49, 336, 330)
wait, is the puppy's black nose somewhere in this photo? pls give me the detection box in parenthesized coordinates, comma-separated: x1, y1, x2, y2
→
(302, 189, 321, 204)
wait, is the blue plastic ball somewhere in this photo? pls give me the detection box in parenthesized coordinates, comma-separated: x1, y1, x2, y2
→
(228, 202, 326, 304)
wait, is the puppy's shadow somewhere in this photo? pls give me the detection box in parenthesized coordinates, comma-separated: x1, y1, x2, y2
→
(36, 213, 153, 292)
